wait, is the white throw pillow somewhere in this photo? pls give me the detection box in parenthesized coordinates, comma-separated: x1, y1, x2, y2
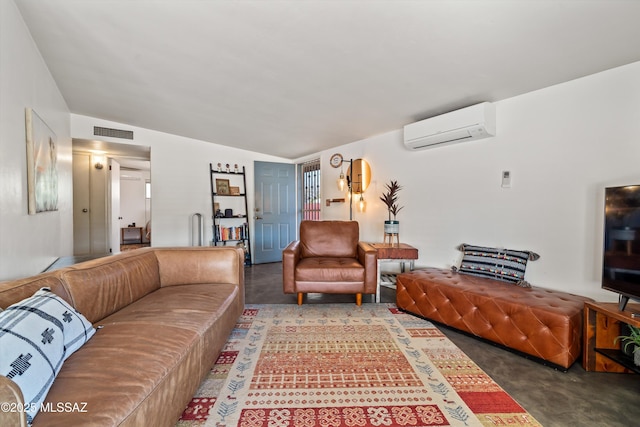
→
(34, 288, 95, 360)
(0, 288, 95, 423)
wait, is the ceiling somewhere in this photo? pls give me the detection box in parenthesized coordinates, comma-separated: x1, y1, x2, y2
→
(15, 0, 640, 160)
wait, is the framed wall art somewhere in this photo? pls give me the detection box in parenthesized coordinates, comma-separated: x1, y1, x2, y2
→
(215, 178, 230, 195)
(25, 108, 58, 214)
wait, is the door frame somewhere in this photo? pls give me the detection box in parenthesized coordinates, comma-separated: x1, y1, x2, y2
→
(71, 139, 150, 255)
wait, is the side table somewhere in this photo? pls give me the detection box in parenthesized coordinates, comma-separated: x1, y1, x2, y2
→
(583, 301, 640, 373)
(370, 243, 419, 303)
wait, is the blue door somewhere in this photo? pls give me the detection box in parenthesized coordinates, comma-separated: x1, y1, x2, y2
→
(253, 161, 296, 264)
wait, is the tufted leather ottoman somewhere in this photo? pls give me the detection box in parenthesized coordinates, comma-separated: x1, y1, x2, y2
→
(396, 268, 594, 370)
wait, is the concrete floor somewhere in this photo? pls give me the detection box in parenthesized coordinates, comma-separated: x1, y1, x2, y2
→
(247, 262, 640, 427)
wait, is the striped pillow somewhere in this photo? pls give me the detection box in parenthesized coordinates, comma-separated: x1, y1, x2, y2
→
(456, 244, 539, 287)
(0, 289, 66, 423)
(0, 288, 95, 423)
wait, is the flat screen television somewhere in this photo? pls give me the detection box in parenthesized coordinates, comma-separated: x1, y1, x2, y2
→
(602, 185, 640, 311)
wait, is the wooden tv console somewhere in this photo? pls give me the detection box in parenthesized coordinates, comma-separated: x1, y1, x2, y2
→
(583, 301, 640, 373)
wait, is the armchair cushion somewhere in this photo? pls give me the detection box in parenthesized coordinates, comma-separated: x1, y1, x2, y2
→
(300, 220, 359, 258)
(295, 257, 365, 283)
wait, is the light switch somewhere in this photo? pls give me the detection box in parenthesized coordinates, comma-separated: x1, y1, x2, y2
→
(501, 171, 511, 188)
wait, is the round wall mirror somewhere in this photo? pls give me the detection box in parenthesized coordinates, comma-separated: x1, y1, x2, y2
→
(347, 159, 371, 194)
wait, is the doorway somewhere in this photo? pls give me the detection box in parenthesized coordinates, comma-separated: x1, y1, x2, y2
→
(253, 161, 296, 264)
(72, 139, 151, 256)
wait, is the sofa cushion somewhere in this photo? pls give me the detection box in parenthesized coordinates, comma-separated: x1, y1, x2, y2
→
(0, 289, 66, 424)
(60, 250, 161, 323)
(456, 244, 539, 287)
(35, 322, 201, 427)
(97, 283, 240, 337)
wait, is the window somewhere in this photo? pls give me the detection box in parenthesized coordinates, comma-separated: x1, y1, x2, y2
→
(301, 159, 321, 220)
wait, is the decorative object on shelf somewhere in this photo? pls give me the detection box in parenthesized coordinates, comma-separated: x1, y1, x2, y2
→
(234, 164, 239, 173)
(225, 163, 230, 172)
(217, 162, 222, 172)
(236, 240, 248, 255)
(230, 186, 240, 195)
(215, 178, 230, 195)
(380, 180, 404, 244)
(224, 208, 233, 218)
(615, 325, 640, 366)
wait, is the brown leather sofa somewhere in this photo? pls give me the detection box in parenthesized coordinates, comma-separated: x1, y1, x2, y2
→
(283, 220, 377, 305)
(396, 268, 593, 370)
(0, 247, 244, 427)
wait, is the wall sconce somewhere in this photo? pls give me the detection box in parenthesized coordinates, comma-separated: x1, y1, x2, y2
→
(337, 169, 346, 192)
(93, 154, 105, 170)
(330, 153, 371, 220)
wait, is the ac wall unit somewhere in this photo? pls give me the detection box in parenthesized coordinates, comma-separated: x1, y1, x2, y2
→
(403, 102, 496, 151)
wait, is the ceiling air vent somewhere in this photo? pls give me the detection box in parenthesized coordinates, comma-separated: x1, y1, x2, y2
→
(93, 126, 134, 140)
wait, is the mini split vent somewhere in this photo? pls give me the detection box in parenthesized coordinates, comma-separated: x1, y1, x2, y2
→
(403, 102, 495, 150)
(93, 126, 134, 140)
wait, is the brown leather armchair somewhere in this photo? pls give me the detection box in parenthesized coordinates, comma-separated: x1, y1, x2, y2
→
(283, 220, 377, 305)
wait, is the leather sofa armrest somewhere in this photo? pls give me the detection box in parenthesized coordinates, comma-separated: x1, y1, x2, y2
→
(282, 241, 301, 293)
(0, 375, 27, 427)
(358, 242, 378, 293)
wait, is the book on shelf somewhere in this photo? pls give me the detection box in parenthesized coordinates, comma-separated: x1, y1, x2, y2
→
(215, 223, 248, 241)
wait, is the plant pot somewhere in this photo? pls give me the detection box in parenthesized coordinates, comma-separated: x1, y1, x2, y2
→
(384, 220, 399, 234)
(635, 350, 640, 367)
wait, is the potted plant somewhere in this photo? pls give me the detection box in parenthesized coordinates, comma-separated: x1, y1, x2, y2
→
(615, 324, 640, 366)
(380, 180, 404, 236)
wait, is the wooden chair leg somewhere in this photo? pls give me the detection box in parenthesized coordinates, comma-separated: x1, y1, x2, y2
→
(356, 293, 362, 306)
(297, 292, 303, 305)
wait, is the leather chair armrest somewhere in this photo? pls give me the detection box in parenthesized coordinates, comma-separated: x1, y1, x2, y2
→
(358, 242, 378, 293)
(0, 375, 27, 427)
(282, 241, 301, 293)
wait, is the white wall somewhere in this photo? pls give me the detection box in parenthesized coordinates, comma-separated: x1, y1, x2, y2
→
(0, 1, 73, 279)
(315, 61, 640, 301)
(71, 115, 289, 248)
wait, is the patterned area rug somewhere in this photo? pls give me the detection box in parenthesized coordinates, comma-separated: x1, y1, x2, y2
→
(176, 304, 542, 427)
